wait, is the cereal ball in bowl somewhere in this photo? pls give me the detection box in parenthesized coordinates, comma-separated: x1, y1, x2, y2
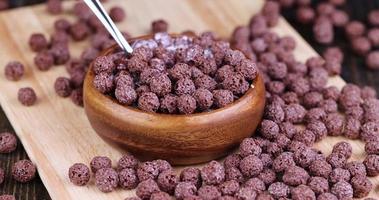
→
(83, 33, 265, 165)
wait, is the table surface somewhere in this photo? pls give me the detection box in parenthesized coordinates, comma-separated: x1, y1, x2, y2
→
(0, 0, 378, 199)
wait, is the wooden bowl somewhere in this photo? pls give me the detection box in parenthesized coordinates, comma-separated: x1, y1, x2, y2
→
(83, 35, 266, 165)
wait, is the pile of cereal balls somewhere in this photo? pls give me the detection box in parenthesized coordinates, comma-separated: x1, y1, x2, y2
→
(66, 1, 379, 200)
(92, 33, 258, 114)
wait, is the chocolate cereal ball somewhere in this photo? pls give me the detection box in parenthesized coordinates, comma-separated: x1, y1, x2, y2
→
(138, 92, 160, 113)
(174, 182, 197, 200)
(109, 6, 125, 22)
(366, 51, 379, 70)
(119, 168, 138, 189)
(345, 161, 366, 177)
(194, 75, 217, 91)
(0, 195, 15, 200)
(198, 185, 221, 200)
(364, 155, 379, 177)
(68, 163, 90, 186)
(329, 168, 351, 184)
(308, 159, 332, 178)
(235, 187, 257, 200)
(115, 85, 137, 105)
(18, 87, 37, 106)
(160, 94, 178, 114)
(294, 148, 317, 168)
(268, 182, 290, 198)
(150, 192, 171, 200)
(136, 179, 160, 200)
(201, 161, 225, 185)
(296, 6, 315, 24)
(272, 152, 295, 173)
(90, 156, 112, 173)
(331, 181, 353, 199)
(152, 19, 169, 33)
(332, 142, 352, 159)
(222, 74, 249, 96)
(176, 94, 196, 114)
(0, 132, 17, 153)
(93, 56, 115, 75)
(292, 185, 316, 200)
(219, 180, 239, 196)
(244, 177, 265, 193)
(54, 77, 72, 97)
(240, 155, 263, 177)
(350, 175, 372, 198)
(157, 170, 178, 194)
(239, 138, 262, 157)
(327, 153, 347, 169)
(317, 193, 337, 200)
(283, 103, 306, 124)
(282, 166, 309, 186)
(137, 161, 159, 181)
(368, 10, 379, 26)
(95, 168, 119, 193)
(29, 33, 48, 52)
(365, 141, 379, 154)
(169, 63, 191, 81)
(150, 74, 172, 97)
(308, 177, 329, 195)
(12, 159, 36, 183)
(180, 167, 201, 188)
(34, 51, 54, 71)
(4, 61, 24, 81)
(175, 78, 196, 95)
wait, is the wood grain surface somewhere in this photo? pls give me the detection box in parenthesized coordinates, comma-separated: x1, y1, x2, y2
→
(0, 0, 377, 199)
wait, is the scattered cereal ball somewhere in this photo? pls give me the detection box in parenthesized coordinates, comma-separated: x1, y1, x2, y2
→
(115, 85, 137, 105)
(282, 166, 309, 186)
(224, 49, 245, 66)
(331, 181, 353, 199)
(50, 44, 70, 65)
(283, 103, 306, 124)
(136, 179, 160, 199)
(329, 168, 351, 184)
(313, 17, 334, 44)
(29, 33, 48, 52)
(350, 175, 372, 198)
(34, 51, 54, 71)
(51, 31, 69, 45)
(331, 10, 349, 27)
(157, 170, 178, 194)
(323, 47, 344, 64)
(294, 148, 317, 168)
(95, 168, 119, 193)
(296, 6, 315, 24)
(93, 56, 115, 75)
(235, 187, 257, 200)
(197, 185, 221, 200)
(291, 185, 315, 200)
(150, 192, 171, 200)
(268, 182, 290, 198)
(332, 142, 352, 159)
(138, 92, 160, 113)
(368, 28, 379, 47)
(152, 19, 168, 33)
(351, 37, 372, 56)
(54, 18, 71, 32)
(154, 159, 172, 173)
(345, 161, 366, 177)
(363, 155, 379, 177)
(109, 6, 126, 22)
(306, 121, 327, 141)
(119, 168, 138, 189)
(70, 88, 83, 106)
(54, 77, 72, 97)
(222, 74, 249, 96)
(0, 132, 17, 153)
(327, 153, 347, 169)
(368, 10, 379, 26)
(323, 113, 344, 136)
(272, 152, 295, 173)
(267, 62, 288, 80)
(81, 47, 99, 64)
(174, 182, 197, 200)
(90, 156, 112, 173)
(317, 193, 337, 200)
(180, 167, 201, 188)
(307, 177, 329, 195)
(219, 180, 239, 196)
(160, 94, 178, 114)
(137, 161, 159, 181)
(361, 121, 379, 143)
(365, 141, 379, 154)
(239, 138, 262, 158)
(345, 21, 366, 39)
(308, 159, 332, 178)
(201, 161, 225, 185)
(47, 0, 62, 14)
(68, 163, 90, 186)
(115, 71, 134, 88)
(0, 195, 15, 200)
(366, 51, 379, 70)
(4, 61, 24, 81)
(361, 86, 377, 99)
(193, 89, 213, 111)
(239, 155, 263, 177)
(12, 159, 36, 183)
(177, 94, 196, 114)
(264, 103, 284, 123)
(69, 21, 90, 41)
(117, 154, 138, 170)
(18, 87, 37, 106)
(244, 177, 265, 193)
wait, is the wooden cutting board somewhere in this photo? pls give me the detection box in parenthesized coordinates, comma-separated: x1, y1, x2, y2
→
(0, 0, 377, 199)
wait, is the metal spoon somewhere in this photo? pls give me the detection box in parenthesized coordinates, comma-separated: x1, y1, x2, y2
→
(83, 0, 133, 53)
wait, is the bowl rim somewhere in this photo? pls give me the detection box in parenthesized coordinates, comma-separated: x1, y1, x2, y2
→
(84, 34, 264, 119)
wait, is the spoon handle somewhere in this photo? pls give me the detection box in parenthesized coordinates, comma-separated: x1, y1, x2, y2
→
(84, 0, 133, 53)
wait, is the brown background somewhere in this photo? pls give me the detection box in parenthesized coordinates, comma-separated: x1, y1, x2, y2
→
(0, 0, 378, 199)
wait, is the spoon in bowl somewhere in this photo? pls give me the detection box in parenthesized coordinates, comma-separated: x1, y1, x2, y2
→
(83, 0, 133, 54)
